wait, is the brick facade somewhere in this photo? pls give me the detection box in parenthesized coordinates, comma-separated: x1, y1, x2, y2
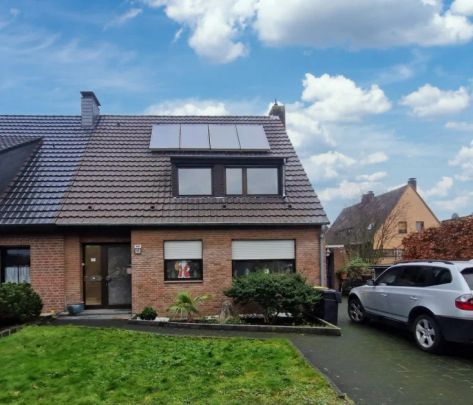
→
(0, 234, 66, 312)
(1, 226, 321, 316)
(131, 227, 321, 316)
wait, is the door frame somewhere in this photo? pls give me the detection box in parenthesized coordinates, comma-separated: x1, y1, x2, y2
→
(82, 243, 132, 309)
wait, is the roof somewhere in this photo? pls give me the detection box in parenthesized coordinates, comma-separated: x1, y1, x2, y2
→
(0, 115, 328, 227)
(326, 186, 407, 244)
(0, 135, 42, 153)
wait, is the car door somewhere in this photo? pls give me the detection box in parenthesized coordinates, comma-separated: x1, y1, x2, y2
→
(361, 267, 399, 316)
(387, 265, 452, 322)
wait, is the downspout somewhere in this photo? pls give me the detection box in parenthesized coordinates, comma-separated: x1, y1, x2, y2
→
(319, 228, 326, 287)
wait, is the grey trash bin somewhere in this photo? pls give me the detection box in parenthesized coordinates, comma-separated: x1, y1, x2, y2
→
(316, 289, 342, 325)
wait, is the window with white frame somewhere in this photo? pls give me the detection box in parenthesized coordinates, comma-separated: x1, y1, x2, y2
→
(164, 241, 203, 281)
(231, 240, 295, 277)
(1, 247, 31, 283)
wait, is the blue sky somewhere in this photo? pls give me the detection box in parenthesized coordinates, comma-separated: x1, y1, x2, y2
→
(1, 0, 473, 222)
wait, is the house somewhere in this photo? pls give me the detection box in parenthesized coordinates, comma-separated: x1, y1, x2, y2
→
(326, 179, 440, 281)
(0, 92, 328, 315)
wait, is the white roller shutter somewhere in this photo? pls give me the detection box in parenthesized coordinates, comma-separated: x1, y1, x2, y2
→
(232, 240, 295, 260)
(164, 241, 202, 260)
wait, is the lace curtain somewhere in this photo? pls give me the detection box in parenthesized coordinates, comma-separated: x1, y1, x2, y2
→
(4, 265, 30, 283)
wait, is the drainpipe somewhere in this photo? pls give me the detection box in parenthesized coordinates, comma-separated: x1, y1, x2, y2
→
(319, 228, 326, 287)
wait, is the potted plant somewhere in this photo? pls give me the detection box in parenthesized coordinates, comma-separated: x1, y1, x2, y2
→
(66, 302, 84, 316)
(138, 306, 158, 320)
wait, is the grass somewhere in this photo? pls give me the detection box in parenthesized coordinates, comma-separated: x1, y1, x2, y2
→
(0, 325, 347, 404)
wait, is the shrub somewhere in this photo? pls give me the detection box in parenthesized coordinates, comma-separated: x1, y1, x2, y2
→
(224, 273, 320, 324)
(138, 306, 157, 320)
(0, 283, 43, 326)
(340, 257, 371, 295)
(168, 292, 209, 321)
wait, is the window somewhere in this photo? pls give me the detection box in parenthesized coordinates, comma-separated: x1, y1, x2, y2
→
(178, 168, 212, 195)
(164, 241, 203, 281)
(1, 247, 30, 283)
(247, 168, 278, 195)
(232, 240, 295, 277)
(462, 268, 473, 289)
(416, 221, 424, 232)
(225, 168, 243, 195)
(377, 265, 452, 287)
(398, 221, 407, 234)
(224, 167, 280, 196)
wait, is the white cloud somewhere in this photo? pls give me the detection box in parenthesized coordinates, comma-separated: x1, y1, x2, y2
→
(361, 152, 388, 165)
(144, 0, 256, 63)
(449, 140, 473, 180)
(452, 0, 473, 17)
(303, 151, 356, 181)
(256, 0, 473, 48)
(144, 99, 230, 115)
(104, 8, 143, 29)
(400, 84, 470, 117)
(300, 74, 391, 122)
(433, 194, 472, 211)
(318, 178, 382, 202)
(424, 176, 454, 197)
(445, 121, 473, 131)
(143, 1, 473, 63)
(356, 172, 387, 182)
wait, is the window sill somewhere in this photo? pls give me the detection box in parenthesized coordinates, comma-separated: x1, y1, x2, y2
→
(164, 280, 203, 284)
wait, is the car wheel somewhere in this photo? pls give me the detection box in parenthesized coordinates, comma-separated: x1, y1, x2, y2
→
(412, 314, 445, 354)
(348, 296, 366, 323)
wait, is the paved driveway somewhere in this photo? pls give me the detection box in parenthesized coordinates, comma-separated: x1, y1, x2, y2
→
(56, 300, 473, 404)
(294, 299, 473, 404)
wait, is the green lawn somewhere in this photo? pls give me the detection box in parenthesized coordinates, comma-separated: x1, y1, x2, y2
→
(0, 325, 346, 404)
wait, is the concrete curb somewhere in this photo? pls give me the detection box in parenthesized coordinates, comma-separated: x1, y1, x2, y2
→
(128, 319, 341, 336)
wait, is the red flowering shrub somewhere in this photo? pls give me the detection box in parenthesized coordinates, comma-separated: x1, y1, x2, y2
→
(403, 216, 473, 260)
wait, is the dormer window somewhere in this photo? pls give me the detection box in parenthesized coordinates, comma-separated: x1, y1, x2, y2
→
(225, 167, 279, 196)
(178, 168, 213, 196)
(172, 157, 284, 197)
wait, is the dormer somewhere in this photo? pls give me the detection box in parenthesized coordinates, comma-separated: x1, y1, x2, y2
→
(149, 123, 286, 198)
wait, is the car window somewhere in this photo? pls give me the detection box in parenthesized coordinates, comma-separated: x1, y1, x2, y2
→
(461, 268, 473, 289)
(376, 267, 399, 285)
(420, 266, 452, 286)
(391, 266, 422, 287)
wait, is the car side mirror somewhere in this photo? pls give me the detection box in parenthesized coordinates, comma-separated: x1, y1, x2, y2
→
(366, 279, 375, 286)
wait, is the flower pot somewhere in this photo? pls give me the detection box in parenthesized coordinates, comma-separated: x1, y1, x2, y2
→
(338, 272, 348, 281)
(67, 303, 84, 316)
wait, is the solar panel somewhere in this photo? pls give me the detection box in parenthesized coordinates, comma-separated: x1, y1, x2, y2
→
(209, 124, 240, 150)
(149, 124, 180, 150)
(236, 125, 270, 150)
(180, 124, 210, 149)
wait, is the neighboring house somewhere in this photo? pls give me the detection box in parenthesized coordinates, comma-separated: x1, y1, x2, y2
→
(0, 92, 328, 314)
(326, 179, 440, 272)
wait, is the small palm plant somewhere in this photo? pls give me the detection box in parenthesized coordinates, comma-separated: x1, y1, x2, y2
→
(168, 292, 209, 321)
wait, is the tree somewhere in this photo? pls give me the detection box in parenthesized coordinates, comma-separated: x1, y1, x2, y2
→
(403, 216, 473, 260)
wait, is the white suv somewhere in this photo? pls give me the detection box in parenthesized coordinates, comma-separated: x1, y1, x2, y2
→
(348, 260, 473, 353)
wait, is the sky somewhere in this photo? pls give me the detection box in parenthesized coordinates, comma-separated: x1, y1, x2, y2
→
(1, 0, 473, 222)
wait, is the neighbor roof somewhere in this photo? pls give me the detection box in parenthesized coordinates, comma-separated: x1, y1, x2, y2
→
(0, 115, 328, 227)
(325, 186, 408, 244)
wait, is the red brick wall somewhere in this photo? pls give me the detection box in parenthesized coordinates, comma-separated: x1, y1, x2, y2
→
(0, 235, 66, 312)
(131, 227, 321, 316)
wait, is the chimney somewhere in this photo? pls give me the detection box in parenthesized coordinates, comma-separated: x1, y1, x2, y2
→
(81, 91, 101, 128)
(408, 177, 417, 190)
(361, 191, 375, 204)
(269, 100, 286, 127)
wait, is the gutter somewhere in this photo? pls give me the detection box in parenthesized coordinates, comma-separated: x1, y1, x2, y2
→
(320, 229, 326, 286)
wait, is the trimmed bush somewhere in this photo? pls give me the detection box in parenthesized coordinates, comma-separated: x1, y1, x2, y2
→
(0, 283, 43, 326)
(224, 273, 320, 324)
(138, 307, 157, 320)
